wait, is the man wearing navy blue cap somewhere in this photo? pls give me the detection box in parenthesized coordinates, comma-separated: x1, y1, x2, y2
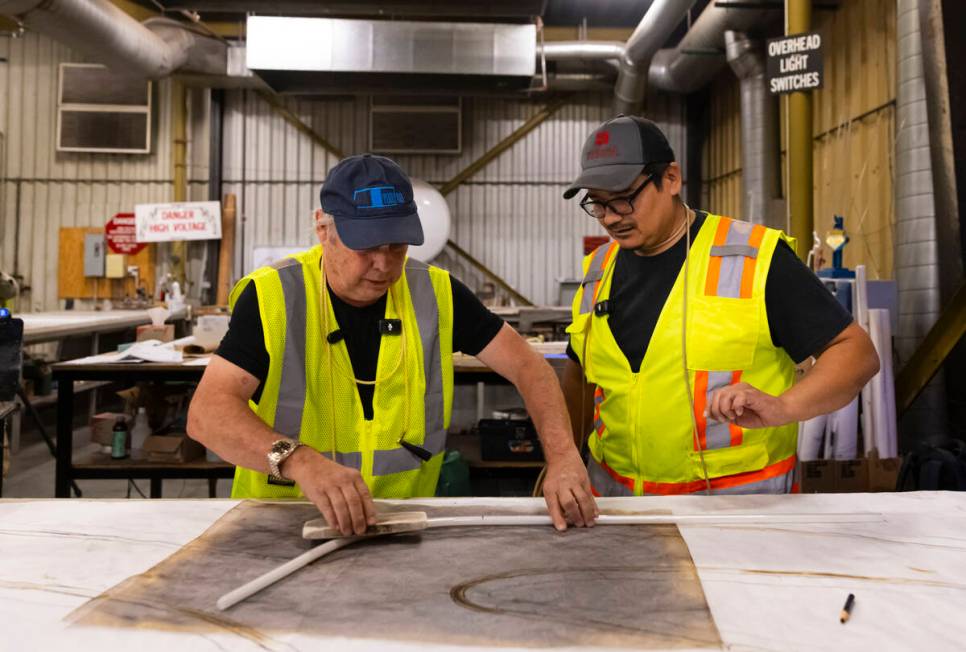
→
(190, 154, 598, 535)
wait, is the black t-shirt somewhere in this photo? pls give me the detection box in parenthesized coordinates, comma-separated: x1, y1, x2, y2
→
(567, 211, 853, 371)
(217, 275, 504, 419)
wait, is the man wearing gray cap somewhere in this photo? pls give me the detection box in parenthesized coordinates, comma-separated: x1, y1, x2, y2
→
(562, 116, 879, 496)
(189, 154, 598, 535)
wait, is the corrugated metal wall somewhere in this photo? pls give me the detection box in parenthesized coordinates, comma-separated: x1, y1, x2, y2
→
(0, 32, 211, 312)
(702, 0, 896, 279)
(0, 28, 686, 310)
(222, 90, 686, 306)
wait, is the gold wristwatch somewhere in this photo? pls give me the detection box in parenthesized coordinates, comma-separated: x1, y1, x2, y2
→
(267, 438, 304, 483)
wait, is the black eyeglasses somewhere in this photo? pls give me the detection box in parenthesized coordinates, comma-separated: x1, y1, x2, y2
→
(579, 176, 654, 219)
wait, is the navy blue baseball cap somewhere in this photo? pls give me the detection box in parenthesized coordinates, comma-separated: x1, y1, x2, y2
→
(320, 154, 425, 250)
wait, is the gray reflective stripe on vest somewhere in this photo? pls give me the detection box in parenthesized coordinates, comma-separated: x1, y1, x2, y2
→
(712, 220, 756, 298)
(706, 467, 794, 495)
(582, 269, 604, 286)
(710, 244, 758, 259)
(371, 260, 446, 476)
(579, 246, 613, 314)
(322, 450, 362, 470)
(587, 457, 634, 497)
(703, 370, 735, 450)
(371, 428, 446, 476)
(274, 258, 307, 438)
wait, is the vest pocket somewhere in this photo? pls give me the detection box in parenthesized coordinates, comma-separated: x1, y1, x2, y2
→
(689, 442, 769, 478)
(686, 294, 759, 371)
(565, 311, 592, 335)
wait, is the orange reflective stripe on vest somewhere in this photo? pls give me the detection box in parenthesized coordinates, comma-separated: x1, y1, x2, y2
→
(693, 370, 744, 450)
(642, 454, 796, 496)
(579, 242, 619, 314)
(705, 218, 767, 299)
(587, 456, 635, 497)
(592, 386, 606, 439)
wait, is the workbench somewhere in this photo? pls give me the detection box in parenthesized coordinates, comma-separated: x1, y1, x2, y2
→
(50, 356, 230, 498)
(20, 308, 188, 345)
(50, 344, 566, 499)
(9, 308, 190, 458)
(2, 493, 964, 650)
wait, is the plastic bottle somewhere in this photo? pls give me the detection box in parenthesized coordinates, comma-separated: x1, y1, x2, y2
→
(111, 418, 129, 459)
(130, 407, 151, 452)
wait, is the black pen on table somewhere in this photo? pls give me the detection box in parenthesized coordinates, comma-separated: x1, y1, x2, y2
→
(840, 593, 855, 624)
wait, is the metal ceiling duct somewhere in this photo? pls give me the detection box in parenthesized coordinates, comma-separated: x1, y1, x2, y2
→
(894, 0, 947, 438)
(724, 31, 781, 228)
(648, 3, 773, 94)
(0, 0, 225, 78)
(614, 0, 696, 115)
(538, 41, 625, 62)
(246, 16, 536, 95)
(146, 0, 547, 19)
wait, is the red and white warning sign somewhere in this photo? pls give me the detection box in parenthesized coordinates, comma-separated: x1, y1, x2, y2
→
(105, 213, 147, 255)
(135, 200, 222, 243)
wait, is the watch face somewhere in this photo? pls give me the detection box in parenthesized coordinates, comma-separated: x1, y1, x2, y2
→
(271, 440, 293, 456)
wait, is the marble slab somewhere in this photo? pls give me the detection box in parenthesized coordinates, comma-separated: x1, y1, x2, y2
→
(1, 493, 965, 651)
(68, 500, 720, 649)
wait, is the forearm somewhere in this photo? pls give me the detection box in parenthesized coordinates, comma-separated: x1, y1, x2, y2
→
(514, 358, 580, 463)
(187, 389, 284, 474)
(780, 324, 880, 422)
(562, 359, 594, 450)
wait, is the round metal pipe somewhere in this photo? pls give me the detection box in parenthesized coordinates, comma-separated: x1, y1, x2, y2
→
(0, 0, 224, 78)
(537, 41, 624, 61)
(648, 3, 773, 94)
(725, 31, 781, 228)
(785, 0, 813, 258)
(614, 0, 697, 115)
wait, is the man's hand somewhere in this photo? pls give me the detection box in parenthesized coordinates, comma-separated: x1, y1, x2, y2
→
(284, 448, 377, 537)
(542, 451, 599, 531)
(707, 382, 792, 429)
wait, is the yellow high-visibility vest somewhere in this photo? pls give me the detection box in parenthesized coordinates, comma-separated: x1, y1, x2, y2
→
(228, 245, 454, 499)
(567, 214, 799, 495)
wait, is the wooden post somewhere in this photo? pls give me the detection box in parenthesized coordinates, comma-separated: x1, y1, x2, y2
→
(216, 194, 237, 306)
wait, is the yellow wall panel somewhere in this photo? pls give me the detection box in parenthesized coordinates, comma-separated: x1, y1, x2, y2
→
(704, 0, 895, 278)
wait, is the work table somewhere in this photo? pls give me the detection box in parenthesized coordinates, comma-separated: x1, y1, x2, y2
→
(2, 493, 964, 651)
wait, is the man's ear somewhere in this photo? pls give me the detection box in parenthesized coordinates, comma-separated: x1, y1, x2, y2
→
(665, 162, 683, 195)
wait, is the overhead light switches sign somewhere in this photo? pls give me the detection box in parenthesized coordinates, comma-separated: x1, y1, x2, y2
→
(766, 31, 823, 95)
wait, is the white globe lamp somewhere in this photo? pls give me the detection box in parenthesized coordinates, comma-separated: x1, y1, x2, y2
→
(408, 179, 451, 263)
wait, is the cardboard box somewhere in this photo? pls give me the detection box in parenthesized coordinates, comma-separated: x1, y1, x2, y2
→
(143, 433, 205, 463)
(136, 323, 174, 342)
(798, 456, 901, 493)
(90, 412, 129, 447)
(868, 451, 902, 492)
(835, 459, 869, 493)
(798, 459, 836, 493)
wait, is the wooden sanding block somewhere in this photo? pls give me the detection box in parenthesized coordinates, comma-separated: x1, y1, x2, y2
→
(303, 511, 429, 540)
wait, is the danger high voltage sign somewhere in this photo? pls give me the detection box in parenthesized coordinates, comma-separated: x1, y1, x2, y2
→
(766, 31, 824, 95)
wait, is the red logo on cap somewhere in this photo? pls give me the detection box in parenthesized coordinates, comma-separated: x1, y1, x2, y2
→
(595, 131, 610, 145)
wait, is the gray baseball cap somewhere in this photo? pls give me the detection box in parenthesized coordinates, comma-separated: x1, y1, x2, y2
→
(563, 115, 676, 199)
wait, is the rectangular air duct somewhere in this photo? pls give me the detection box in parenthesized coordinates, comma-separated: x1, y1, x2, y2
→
(246, 16, 536, 95)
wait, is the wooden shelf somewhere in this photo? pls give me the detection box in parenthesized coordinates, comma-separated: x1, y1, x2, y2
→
(26, 380, 110, 408)
(448, 432, 545, 469)
(73, 450, 233, 472)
